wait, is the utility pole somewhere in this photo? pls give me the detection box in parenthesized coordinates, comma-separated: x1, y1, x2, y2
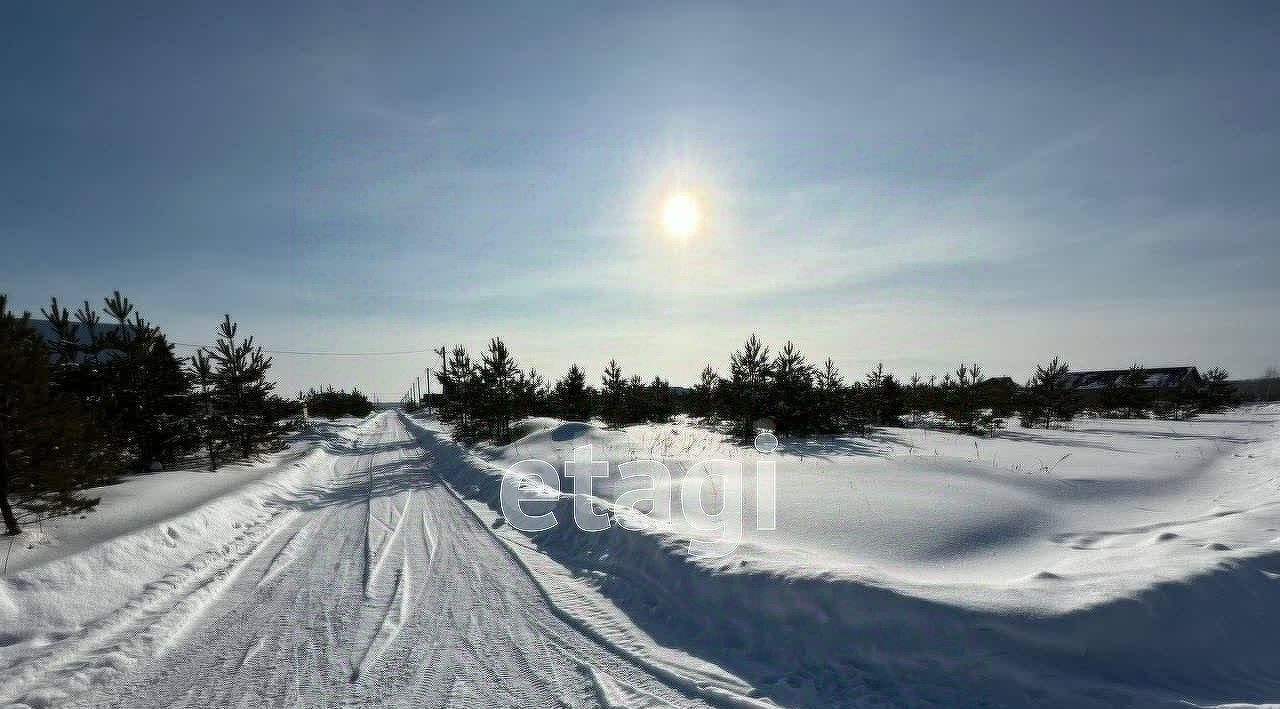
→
(434, 346, 448, 416)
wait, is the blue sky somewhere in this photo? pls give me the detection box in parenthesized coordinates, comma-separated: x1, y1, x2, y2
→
(3, 2, 1277, 397)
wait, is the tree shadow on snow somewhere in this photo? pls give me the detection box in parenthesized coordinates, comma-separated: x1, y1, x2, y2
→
(778, 435, 893, 461)
(270, 449, 439, 513)
(991, 429, 1139, 454)
(1065, 425, 1259, 446)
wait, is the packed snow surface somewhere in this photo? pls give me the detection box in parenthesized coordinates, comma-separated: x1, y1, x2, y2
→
(0, 415, 733, 708)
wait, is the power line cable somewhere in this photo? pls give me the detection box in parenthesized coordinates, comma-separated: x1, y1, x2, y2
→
(169, 341, 434, 357)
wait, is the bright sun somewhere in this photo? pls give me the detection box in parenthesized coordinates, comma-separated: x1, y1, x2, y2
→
(660, 192, 702, 239)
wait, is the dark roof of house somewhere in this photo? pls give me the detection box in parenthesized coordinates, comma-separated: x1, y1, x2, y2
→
(30, 319, 122, 346)
(1065, 366, 1201, 391)
(30, 319, 126, 363)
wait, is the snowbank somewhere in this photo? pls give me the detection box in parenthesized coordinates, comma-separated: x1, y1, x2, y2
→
(2, 418, 365, 576)
(0, 416, 376, 706)
(402, 408, 1280, 707)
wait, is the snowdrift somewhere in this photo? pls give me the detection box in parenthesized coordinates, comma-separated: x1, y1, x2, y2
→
(0, 416, 377, 706)
(402, 411, 1280, 708)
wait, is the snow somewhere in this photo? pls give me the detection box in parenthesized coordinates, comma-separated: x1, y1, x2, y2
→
(408, 405, 1280, 707)
(4, 406, 1280, 707)
(477, 408, 1280, 611)
(0, 414, 727, 708)
(1, 418, 365, 575)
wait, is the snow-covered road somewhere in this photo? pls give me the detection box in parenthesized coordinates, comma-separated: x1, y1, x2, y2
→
(14, 407, 1279, 708)
(26, 412, 709, 708)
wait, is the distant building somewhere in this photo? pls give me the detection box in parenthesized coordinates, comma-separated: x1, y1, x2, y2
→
(30, 318, 126, 362)
(974, 376, 1019, 415)
(1064, 366, 1202, 392)
(1233, 376, 1280, 402)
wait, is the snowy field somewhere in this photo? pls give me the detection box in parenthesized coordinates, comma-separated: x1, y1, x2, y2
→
(2, 407, 1279, 708)
(479, 407, 1280, 611)
(424, 405, 1280, 707)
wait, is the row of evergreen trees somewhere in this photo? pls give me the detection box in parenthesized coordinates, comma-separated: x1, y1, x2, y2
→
(599, 361, 674, 427)
(429, 340, 678, 441)
(300, 386, 374, 420)
(0, 293, 290, 535)
(427, 336, 986, 442)
(686, 338, 1029, 439)
(425, 336, 1237, 444)
(688, 337, 909, 439)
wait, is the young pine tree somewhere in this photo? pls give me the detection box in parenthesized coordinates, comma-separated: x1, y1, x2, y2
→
(514, 368, 549, 419)
(879, 374, 905, 426)
(40, 297, 81, 367)
(477, 337, 519, 441)
(1, 296, 105, 535)
(600, 359, 628, 428)
(119, 314, 192, 470)
(1020, 356, 1078, 429)
(647, 376, 674, 423)
(1113, 364, 1149, 418)
(727, 334, 773, 441)
(771, 341, 813, 435)
(188, 349, 222, 470)
(73, 300, 103, 360)
(553, 364, 594, 422)
(813, 358, 846, 433)
(906, 373, 925, 426)
(45, 292, 193, 471)
(436, 346, 476, 432)
(942, 363, 984, 432)
(689, 365, 720, 421)
(861, 363, 889, 427)
(207, 315, 286, 463)
(625, 374, 647, 424)
(1199, 367, 1236, 413)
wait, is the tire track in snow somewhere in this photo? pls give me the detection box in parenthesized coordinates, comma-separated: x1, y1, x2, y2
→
(362, 437, 413, 599)
(420, 502, 438, 562)
(256, 514, 317, 588)
(412, 416, 768, 709)
(583, 661, 679, 708)
(1, 506, 301, 705)
(351, 554, 411, 682)
(237, 635, 267, 670)
(51, 413, 719, 709)
(351, 483, 415, 682)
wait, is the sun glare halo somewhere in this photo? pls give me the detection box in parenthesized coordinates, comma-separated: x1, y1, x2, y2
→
(660, 192, 702, 239)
